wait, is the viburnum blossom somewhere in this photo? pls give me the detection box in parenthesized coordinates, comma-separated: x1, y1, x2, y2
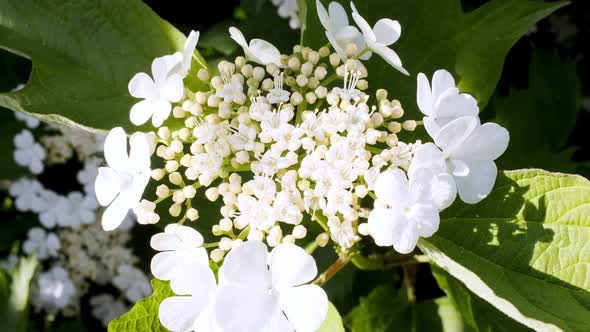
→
(95, 127, 151, 231)
(99, 2, 513, 328)
(23, 227, 61, 260)
(13, 129, 45, 174)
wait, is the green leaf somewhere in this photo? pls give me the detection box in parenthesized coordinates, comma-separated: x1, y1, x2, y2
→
(0, 0, 206, 132)
(239, 0, 299, 53)
(108, 279, 173, 332)
(0, 256, 38, 332)
(432, 265, 531, 332)
(345, 284, 467, 331)
(318, 302, 345, 332)
(489, 50, 581, 173)
(419, 169, 590, 331)
(300, 0, 566, 117)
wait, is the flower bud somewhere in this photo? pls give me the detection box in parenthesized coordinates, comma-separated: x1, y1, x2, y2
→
(173, 106, 186, 118)
(211, 249, 225, 262)
(151, 168, 165, 181)
(220, 218, 233, 232)
(197, 68, 210, 81)
(169, 172, 183, 186)
(316, 233, 329, 247)
(358, 223, 370, 236)
(156, 184, 170, 198)
(292, 225, 307, 239)
(169, 203, 182, 217)
(183, 185, 197, 199)
(329, 53, 340, 67)
(187, 208, 199, 221)
(252, 67, 265, 81)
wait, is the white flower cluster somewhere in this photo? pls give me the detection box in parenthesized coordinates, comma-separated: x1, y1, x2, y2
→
(95, 1, 510, 330)
(5, 113, 150, 326)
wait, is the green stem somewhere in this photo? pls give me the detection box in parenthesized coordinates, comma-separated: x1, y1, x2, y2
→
(305, 241, 319, 254)
(321, 73, 339, 87)
(313, 253, 352, 286)
(202, 242, 219, 249)
(354, 47, 371, 59)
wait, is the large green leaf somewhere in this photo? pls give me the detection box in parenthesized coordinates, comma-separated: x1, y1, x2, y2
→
(345, 284, 467, 331)
(0, 256, 38, 332)
(419, 169, 590, 331)
(109, 279, 173, 332)
(432, 265, 531, 332)
(489, 50, 581, 173)
(0, 0, 206, 132)
(299, 0, 566, 117)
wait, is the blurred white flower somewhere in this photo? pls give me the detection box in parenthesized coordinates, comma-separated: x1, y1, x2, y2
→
(95, 128, 151, 231)
(14, 111, 40, 128)
(34, 266, 76, 310)
(13, 129, 45, 174)
(90, 294, 128, 327)
(23, 227, 61, 260)
(113, 264, 152, 302)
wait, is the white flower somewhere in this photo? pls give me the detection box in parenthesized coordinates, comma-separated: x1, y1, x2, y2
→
(133, 199, 160, 225)
(350, 2, 408, 75)
(316, 0, 368, 61)
(273, 191, 303, 225)
(158, 261, 218, 332)
(9, 178, 47, 213)
(95, 128, 151, 231)
(272, 0, 300, 29)
(90, 294, 127, 327)
(193, 122, 218, 144)
(267, 73, 291, 104)
(216, 75, 245, 104)
(23, 227, 61, 260)
(13, 129, 45, 174)
(77, 157, 102, 195)
(229, 27, 282, 66)
(416, 70, 479, 138)
(162, 30, 200, 78)
(215, 241, 328, 332)
(411, 116, 509, 204)
(128, 57, 184, 126)
(236, 194, 277, 232)
(229, 123, 257, 151)
(150, 224, 209, 286)
(113, 264, 152, 302)
(332, 69, 365, 102)
(0, 254, 18, 270)
(14, 111, 40, 128)
(369, 168, 440, 254)
(34, 266, 76, 310)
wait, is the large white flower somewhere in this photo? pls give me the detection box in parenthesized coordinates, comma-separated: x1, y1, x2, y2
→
(416, 70, 479, 138)
(215, 241, 328, 332)
(128, 57, 184, 127)
(229, 27, 282, 66)
(150, 224, 209, 287)
(411, 116, 509, 204)
(369, 168, 440, 254)
(162, 30, 200, 78)
(95, 127, 151, 231)
(350, 2, 408, 75)
(316, 0, 368, 61)
(158, 261, 218, 332)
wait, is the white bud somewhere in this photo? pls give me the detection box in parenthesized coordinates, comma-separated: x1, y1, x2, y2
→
(183, 186, 197, 199)
(301, 62, 314, 76)
(235, 56, 247, 68)
(151, 168, 165, 181)
(211, 249, 225, 262)
(290, 92, 303, 106)
(169, 203, 182, 217)
(170, 140, 183, 153)
(187, 208, 199, 221)
(156, 184, 170, 198)
(261, 78, 273, 91)
(173, 106, 186, 118)
(316, 233, 329, 247)
(296, 74, 308, 87)
(220, 218, 233, 232)
(305, 92, 317, 104)
(292, 225, 307, 239)
(402, 120, 417, 131)
(195, 92, 208, 105)
(169, 172, 183, 186)
(235, 151, 250, 164)
(288, 57, 301, 70)
(355, 185, 368, 199)
(219, 237, 233, 251)
(158, 127, 171, 140)
(197, 68, 210, 81)
(386, 134, 399, 147)
(329, 53, 341, 67)
(282, 234, 296, 244)
(172, 190, 186, 204)
(252, 67, 265, 81)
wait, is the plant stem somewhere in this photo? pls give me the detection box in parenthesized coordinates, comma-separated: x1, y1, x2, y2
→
(314, 253, 352, 286)
(321, 73, 339, 87)
(402, 264, 417, 303)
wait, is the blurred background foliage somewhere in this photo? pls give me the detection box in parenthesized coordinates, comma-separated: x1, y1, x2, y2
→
(0, 0, 588, 330)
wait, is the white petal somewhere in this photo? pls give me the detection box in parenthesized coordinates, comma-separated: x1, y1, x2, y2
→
(373, 169, 409, 207)
(215, 284, 277, 332)
(129, 132, 151, 171)
(417, 73, 434, 116)
(373, 19, 401, 46)
(431, 172, 457, 210)
(270, 244, 317, 290)
(104, 127, 129, 171)
(248, 39, 282, 66)
(151, 57, 169, 86)
(169, 261, 217, 297)
(182, 30, 200, 74)
(150, 99, 173, 127)
(371, 43, 408, 76)
(279, 285, 328, 332)
(329, 1, 350, 29)
(95, 167, 121, 206)
(434, 116, 479, 154)
(316, 0, 331, 32)
(101, 192, 133, 231)
(453, 159, 497, 204)
(229, 26, 249, 50)
(454, 122, 510, 161)
(351, 12, 375, 41)
(435, 92, 479, 119)
(159, 296, 205, 332)
(392, 221, 419, 254)
(163, 74, 184, 103)
(408, 142, 446, 177)
(422, 116, 441, 138)
(410, 203, 440, 238)
(368, 208, 398, 247)
(130, 99, 157, 126)
(128, 73, 157, 99)
(408, 167, 436, 204)
(325, 31, 347, 61)
(151, 251, 182, 281)
(263, 308, 294, 332)
(448, 159, 469, 177)
(431, 70, 456, 100)
(218, 240, 270, 287)
(150, 232, 180, 251)
(166, 224, 204, 247)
